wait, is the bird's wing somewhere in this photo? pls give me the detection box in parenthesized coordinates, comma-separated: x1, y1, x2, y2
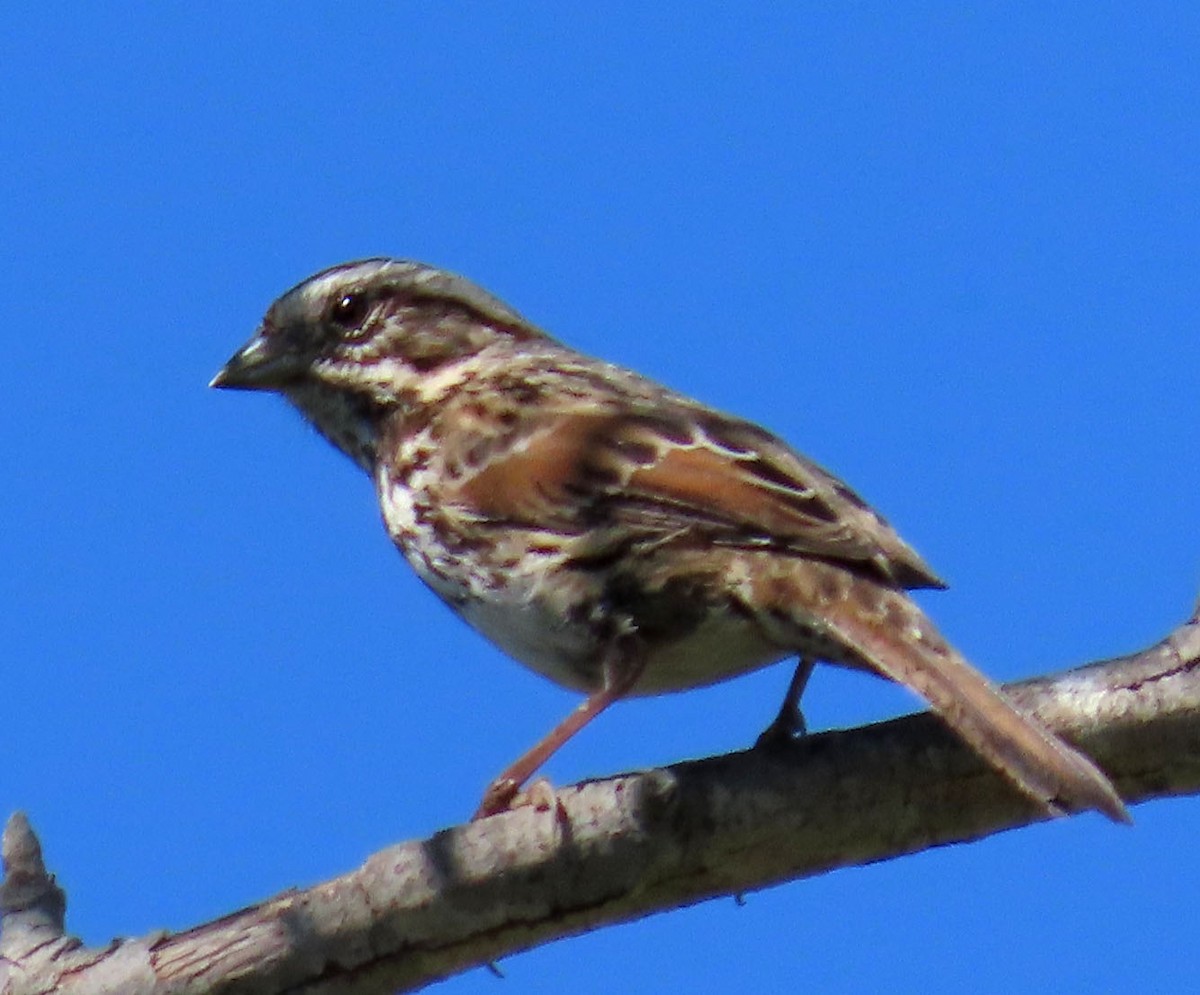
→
(440, 382, 944, 591)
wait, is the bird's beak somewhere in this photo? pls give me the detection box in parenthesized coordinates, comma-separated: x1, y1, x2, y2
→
(210, 331, 302, 391)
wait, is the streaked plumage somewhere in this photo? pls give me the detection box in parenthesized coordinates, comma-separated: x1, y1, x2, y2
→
(212, 258, 1128, 822)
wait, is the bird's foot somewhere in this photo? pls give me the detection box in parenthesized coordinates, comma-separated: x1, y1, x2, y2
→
(472, 776, 559, 820)
(754, 703, 807, 750)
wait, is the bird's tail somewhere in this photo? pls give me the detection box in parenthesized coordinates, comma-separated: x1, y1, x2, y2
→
(811, 583, 1129, 824)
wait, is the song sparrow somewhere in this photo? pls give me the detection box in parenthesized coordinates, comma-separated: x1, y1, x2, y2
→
(212, 258, 1127, 822)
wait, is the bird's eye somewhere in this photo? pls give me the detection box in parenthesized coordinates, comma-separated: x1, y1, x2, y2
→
(329, 292, 370, 332)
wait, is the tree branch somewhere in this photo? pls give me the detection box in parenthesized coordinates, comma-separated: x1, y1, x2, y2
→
(4, 610, 1199, 995)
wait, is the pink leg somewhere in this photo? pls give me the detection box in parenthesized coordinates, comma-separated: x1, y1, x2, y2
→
(474, 654, 645, 819)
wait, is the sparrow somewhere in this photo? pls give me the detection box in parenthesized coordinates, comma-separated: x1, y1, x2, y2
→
(211, 258, 1128, 823)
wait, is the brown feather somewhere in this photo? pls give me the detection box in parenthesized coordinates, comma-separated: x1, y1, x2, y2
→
(769, 566, 1130, 823)
(215, 258, 1127, 823)
(449, 399, 944, 589)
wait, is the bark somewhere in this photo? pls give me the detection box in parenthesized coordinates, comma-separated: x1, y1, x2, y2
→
(3, 608, 1199, 995)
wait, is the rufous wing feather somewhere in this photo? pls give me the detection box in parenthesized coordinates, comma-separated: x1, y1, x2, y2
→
(452, 398, 944, 589)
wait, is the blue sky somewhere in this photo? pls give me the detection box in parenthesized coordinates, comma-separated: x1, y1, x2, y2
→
(3, 5, 1197, 992)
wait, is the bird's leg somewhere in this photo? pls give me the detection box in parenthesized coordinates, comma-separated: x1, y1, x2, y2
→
(755, 656, 815, 748)
(474, 650, 646, 819)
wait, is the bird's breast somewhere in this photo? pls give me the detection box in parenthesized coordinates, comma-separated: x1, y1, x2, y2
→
(377, 464, 792, 696)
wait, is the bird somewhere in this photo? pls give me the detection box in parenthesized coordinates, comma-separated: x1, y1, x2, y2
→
(211, 258, 1128, 823)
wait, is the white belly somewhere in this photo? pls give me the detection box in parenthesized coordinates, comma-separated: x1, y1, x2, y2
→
(457, 585, 790, 697)
(378, 471, 791, 697)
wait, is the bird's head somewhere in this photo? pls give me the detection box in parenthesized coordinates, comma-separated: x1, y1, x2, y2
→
(211, 258, 549, 470)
